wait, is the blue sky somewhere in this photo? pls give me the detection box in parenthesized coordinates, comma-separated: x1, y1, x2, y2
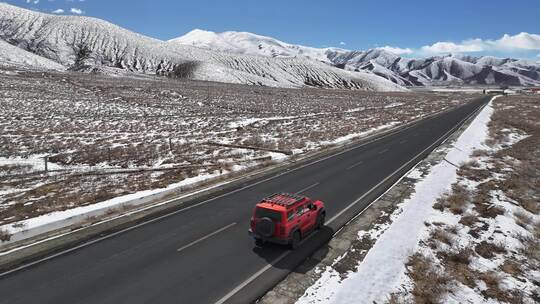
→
(9, 0, 540, 59)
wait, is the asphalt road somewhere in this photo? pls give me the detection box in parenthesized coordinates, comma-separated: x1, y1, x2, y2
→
(0, 96, 490, 304)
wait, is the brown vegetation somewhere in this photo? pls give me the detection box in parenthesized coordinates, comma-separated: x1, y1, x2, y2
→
(0, 69, 478, 225)
(405, 95, 540, 303)
(0, 228, 10, 242)
(433, 184, 471, 215)
(406, 253, 451, 304)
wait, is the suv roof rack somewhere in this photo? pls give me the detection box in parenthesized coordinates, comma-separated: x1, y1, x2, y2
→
(263, 192, 307, 207)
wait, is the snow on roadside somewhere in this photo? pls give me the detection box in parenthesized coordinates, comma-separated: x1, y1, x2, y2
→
(296, 98, 497, 304)
(0, 169, 227, 235)
(319, 121, 401, 146)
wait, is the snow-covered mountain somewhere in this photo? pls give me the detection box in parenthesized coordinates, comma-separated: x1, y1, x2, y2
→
(0, 38, 64, 70)
(168, 29, 337, 62)
(172, 29, 540, 87)
(0, 3, 404, 91)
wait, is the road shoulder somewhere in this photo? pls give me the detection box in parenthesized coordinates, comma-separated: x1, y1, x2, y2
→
(258, 97, 495, 304)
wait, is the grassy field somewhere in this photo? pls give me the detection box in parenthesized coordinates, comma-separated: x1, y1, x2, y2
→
(0, 68, 480, 225)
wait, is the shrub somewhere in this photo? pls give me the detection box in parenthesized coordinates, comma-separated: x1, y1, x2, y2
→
(434, 184, 471, 215)
(0, 228, 11, 242)
(514, 210, 532, 228)
(169, 61, 199, 79)
(430, 228, 454, 246)
(406, 253, 451, 304)
(474, 241, 506, 259)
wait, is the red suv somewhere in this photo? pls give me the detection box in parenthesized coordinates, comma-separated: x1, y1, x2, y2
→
(248, 193, 326, 249)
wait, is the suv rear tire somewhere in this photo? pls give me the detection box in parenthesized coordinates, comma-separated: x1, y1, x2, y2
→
(290, 231, 301, 249)
(255, 238, 264, 247)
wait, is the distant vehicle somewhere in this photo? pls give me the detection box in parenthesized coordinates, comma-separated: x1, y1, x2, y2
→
(249, 193, 326, 249)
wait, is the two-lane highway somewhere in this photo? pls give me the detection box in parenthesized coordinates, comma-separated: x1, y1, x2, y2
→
(0, 96, 490, 304)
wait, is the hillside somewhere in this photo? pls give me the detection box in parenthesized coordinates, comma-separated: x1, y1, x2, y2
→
(0, 3, 404, 91)
(171, 29, 540, 87)
(0, 38, 64, 70)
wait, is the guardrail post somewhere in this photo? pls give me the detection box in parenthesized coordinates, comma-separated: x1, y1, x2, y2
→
(43, 156, 48, 172)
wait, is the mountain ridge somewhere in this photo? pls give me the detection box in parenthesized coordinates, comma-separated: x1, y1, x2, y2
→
(170, 29, 540, 87)
(0, 3, 404, 91)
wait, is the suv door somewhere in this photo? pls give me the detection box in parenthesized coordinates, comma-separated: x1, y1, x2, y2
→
(297, 203, 314, 233)
(306, 202, 318, 228)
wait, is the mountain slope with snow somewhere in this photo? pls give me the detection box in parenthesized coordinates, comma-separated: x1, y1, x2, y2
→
(171, 29, 540, 87)
(0, 38, 64, 70)
(0, 3, 404, 91)
(168, 29, 336, 62)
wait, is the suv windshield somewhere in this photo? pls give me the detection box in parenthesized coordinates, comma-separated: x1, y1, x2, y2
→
(255, 207, 282, 222)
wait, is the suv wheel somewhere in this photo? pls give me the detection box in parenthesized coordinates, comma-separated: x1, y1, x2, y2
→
(290, 231, 301, 249)
(317, 212, 326, 229)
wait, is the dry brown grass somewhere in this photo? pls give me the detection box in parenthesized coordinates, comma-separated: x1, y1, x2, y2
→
(479, 271, 525, 303)
(403, 96, 539, 303)
(0, 228, 11, 242)
(387, 292, 409, 304)
(516, 233, 540, 263)
(474, 241, 507, 259)
(430, 228, 454, 246)
(489, 97, 539, 215)
(433, 184, 471, 215)
(500, 259, 522, 276)
(459, 213, 478, 227)
(457, 161, 491, 182)
(472, 181, 505, 219)
(406, 253, 451, 304)
(514, 210, 533, 229)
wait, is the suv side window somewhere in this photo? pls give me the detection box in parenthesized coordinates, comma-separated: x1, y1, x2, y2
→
(287, 210, 295, 221)
(296, 204, 305, 216)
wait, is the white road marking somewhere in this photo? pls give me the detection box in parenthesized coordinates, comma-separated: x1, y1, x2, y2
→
(378, 148, 389, 155)
(213, 101, 488, 304)
(296, 182, 320, 194)
(346, 160, 364, 170)
(177, 223, 236, 253)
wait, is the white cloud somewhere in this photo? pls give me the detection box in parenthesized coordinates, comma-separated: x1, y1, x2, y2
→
(421, 32, 540, 54)
(70, 7, 83, 15)
(339, 41, 346, 46)
(377, 46, 413, 55)
(51, 9, 64, 14)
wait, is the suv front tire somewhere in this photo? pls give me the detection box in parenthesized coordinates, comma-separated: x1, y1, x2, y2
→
(316, 212, 326, 229)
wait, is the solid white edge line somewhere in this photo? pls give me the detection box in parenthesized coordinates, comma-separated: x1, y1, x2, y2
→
(177, 223, 236, 252)
(213, 100, 488, 304)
